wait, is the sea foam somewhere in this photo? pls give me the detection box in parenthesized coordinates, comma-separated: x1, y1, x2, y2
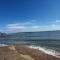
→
(0, 44, 8, 47)
(28, 45, 60, 58)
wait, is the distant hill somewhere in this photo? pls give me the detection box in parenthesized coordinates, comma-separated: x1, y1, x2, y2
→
(0, 32, 7, 38)
(8, 30, 60, 40)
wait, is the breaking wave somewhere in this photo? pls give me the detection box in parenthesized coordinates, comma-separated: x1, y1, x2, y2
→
(0, 44, 8, 47)
(28, 45, 60, 58)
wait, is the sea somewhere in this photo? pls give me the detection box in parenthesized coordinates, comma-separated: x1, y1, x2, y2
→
(0, 31, 60, 58)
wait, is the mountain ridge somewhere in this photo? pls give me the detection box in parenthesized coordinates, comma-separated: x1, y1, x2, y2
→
(8, 30, 60, 40)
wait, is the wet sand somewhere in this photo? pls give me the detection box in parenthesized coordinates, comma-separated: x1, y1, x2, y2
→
(0, 45, 60, 60)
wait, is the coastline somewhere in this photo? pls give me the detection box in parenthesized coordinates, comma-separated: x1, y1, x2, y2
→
(27, 45, 60, 58)
(15, 45, 60, 60)
(0, 44, 60, 60)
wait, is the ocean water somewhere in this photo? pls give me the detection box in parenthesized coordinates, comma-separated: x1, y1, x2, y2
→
(26, 39, 60, 58)
(0, 31, 60, 58)
(27, 40, 60, 52)
(0, 38, 60, 58)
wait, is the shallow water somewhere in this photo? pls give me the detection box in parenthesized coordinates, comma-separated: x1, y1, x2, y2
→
(26, 40, 60, 58)
(0, 38, 60, 58)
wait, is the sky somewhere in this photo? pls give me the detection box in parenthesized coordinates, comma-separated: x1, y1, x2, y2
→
(0, 0, 60, 33)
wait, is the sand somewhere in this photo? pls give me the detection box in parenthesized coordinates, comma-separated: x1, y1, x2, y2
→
(0, 45, 60, 60)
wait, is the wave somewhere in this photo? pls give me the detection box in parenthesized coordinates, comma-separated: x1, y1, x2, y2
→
(27, 45, 60, 58)
(0, 44, 8, 47)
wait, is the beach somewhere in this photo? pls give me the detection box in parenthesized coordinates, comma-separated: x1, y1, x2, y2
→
(0, 44, 60, 60)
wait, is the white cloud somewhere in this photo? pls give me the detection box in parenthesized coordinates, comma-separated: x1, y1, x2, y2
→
(56, 20, 60, 23)
(1, 20, 60, 33)
(6, 23, 57, 33)
(7, 25, 25, 29)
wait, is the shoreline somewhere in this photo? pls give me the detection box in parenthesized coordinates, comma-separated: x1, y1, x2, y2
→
(0, 44, 60, 58)
(15, 44, 60, 60)
(27, 45, 60, 58)
(0, 44, 60, 60)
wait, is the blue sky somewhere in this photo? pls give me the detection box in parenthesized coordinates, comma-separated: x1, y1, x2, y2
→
(0, 0, 60, 33)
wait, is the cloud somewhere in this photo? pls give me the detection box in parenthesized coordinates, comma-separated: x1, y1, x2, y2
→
(6, 22, 39, 32)
(0, 20, 60, 33)
(7, 24, 25, 29)
(56, 20, 60, 23)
